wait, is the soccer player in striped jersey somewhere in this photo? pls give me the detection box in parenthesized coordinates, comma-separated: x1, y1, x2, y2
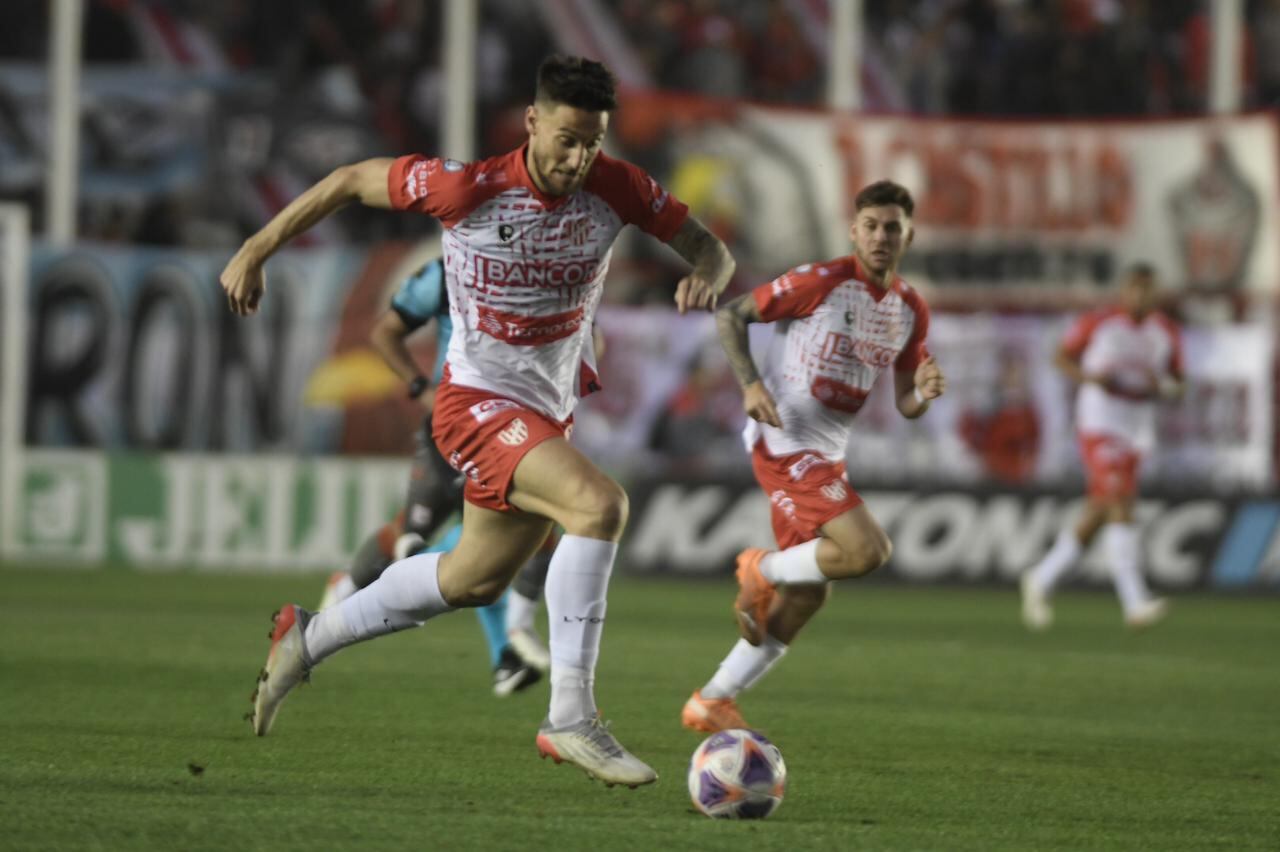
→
(221, 55, 734, 787)
(1020, 264, 1184, 630)
(317, 256, 551, 696)
(683, 181, 945, 733)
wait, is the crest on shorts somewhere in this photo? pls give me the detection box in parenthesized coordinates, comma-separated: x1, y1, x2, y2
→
(819, 479, 848, 502)
(498, 418, 529, 446)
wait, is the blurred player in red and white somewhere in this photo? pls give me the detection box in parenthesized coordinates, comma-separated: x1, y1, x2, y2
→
(682, 181, 945, 733)
(220, 56, 735, 787)
(1020, 263, 1184, 630)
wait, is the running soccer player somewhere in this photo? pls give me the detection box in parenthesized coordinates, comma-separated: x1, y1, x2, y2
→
(317, 256, 549, 697)
(681, 180, 944, 734)
(1019, 264, 1183, 630)
(220, 55, 734, 787)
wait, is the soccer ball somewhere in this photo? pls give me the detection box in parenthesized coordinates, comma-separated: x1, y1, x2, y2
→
(687, 729, 787, 819)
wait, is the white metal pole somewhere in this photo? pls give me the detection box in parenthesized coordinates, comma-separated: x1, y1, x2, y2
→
(1209, 0, 1244, 114)
(443, 0, 477, 161)
(0, 204, 31, 557)
(47, 0, 84, 246)
(827, 0, 862, 112)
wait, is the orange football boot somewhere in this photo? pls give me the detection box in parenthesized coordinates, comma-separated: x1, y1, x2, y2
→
(681, 690, 750, 733)
(733, 548, 776, 646)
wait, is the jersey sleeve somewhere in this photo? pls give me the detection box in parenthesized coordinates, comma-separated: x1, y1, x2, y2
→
(894, 286, 931, 372)
(1061, 311, 1104, 359)
(387, 155, 494, 227)
(586, 156, 689, 241)
(751, 267, 841, 322)
(390, 259, 445, 331)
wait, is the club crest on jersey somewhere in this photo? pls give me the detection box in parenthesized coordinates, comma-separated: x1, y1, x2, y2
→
(443, 159, 464, 172)
(498, 223, 515, 242)
(498, 418, 529, 446)
(564, 216, 591, 246)
(819, 479, 849, 502)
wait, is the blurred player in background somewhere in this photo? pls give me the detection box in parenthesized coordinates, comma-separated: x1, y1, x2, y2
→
(682, 180, 944, 733)
(221, 55, 734, 787)
(318, 256, 552, 697)
(1020, 263, 1184, 630)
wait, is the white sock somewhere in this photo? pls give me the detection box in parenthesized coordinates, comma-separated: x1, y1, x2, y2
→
(304, 551, 454, 663)
(702, 636, 789, 700)
(545, 534, 616, 727)
(1104, 523, 1150, 614)
(330, 573, 356, 604)
(1028, 527, 1082, 595)
(759, 539, 827, 585)
(506, 589, 539, 635)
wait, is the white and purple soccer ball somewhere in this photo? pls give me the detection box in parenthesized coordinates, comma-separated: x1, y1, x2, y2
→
(687, 729, 787, 819)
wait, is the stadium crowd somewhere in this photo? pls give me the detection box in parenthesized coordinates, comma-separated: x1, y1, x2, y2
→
(3, 0, 1280, 248)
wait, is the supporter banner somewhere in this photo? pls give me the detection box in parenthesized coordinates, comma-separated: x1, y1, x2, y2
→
(624, 475, 1280, 591)
(579, 312, 1273, 490)
(22, 241, 1273, 488)
(25, 241, 438, 453)
(0, 64, 389, 247)
(615, 94, 1280, 295)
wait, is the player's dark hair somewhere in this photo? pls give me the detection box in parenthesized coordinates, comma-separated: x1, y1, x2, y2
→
(854, 180, 915, 217)
(1126, 261, 1156, 280)
(535, 55, 618, 112)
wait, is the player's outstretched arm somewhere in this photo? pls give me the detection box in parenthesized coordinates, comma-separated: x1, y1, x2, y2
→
(221, 157, 396, 315)
(666, 217, 736, 314)
(716, 294, 781, 428)
(895, 355, 945, 419)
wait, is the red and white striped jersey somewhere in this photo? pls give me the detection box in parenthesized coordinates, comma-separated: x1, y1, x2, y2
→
(1062, 307, 1183, 452)
(388, 145, 688, 420)
(744, 256, 931, 462)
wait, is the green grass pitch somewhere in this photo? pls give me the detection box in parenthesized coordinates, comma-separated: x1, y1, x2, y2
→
(1, 566, 1277, 851)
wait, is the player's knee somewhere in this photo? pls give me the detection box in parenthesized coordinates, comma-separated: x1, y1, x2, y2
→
(568, 480, 629, 539)
(838, 533, 891, 578)
(453, 577, 507, 608)
(864, 534, 893, 573)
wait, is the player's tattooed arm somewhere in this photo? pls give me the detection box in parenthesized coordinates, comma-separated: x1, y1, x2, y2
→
(716, 294, 762, 386)
(667, 217, 736, 314)
(222, 157, 395, 316)
(717, 295, 783, 428)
